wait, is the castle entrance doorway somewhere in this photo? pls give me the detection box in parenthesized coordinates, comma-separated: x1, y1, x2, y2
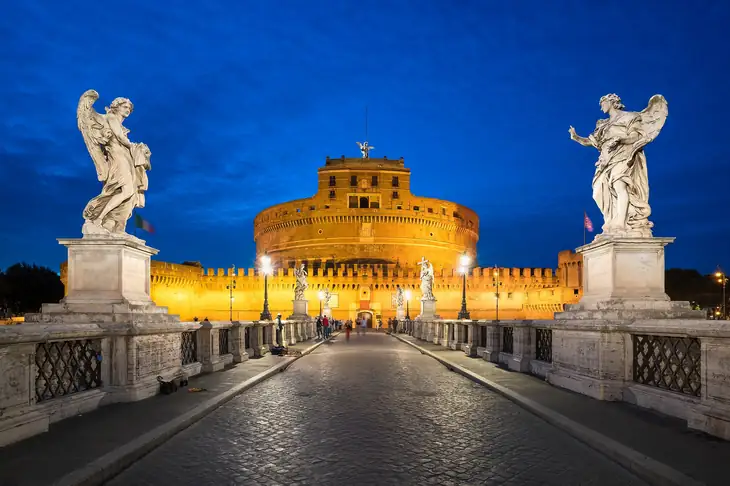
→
(356, 311, 373, 328)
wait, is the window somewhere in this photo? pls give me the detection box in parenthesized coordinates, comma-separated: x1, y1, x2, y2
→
(350, 175, 357, 186)
(296, 208, 301, 213)
(392, 176, 399, 187)
(371, 175, 378, 186)
(396, 205, 402, 210)
(359, 196, 369, 208)
(392, 191, 399, 199)
(324, 205, 330, 209)
(413, 206, 420, 211)
(329, 190, 336, 199)
(329, 176, 336, 187)
(370, 200, 380, 209)
(309, 205, 315, 210)
(349, 196, 358, 208)
(441, 207, 446, 215)
(427, 208, 433, 213)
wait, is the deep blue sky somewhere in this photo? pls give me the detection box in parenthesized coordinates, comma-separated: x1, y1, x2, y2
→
(1, 1, 729, 273)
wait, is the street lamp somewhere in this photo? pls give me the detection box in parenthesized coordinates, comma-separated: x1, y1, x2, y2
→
(494, 265, 501, 323)
(259, 253, 273, 320)
(716, 268, 727, 320)
(318, 289, 325, 317)
(405, 289, 411, 320)
(458, 252, 471, 319)
(226, 265, 236, 321)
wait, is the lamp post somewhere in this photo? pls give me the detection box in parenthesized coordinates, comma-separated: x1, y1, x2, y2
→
(226, 265, 236, 321)
(716, 268, 727, 320)
(405, 289, 411, 334)
(259, 253, 273, 320)
(494, 265, 501, 323)
(318, 290, 325, 317)
(458, 252, 471, 319)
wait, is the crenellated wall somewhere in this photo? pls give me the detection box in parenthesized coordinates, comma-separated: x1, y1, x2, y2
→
(62, 251, 582, 322)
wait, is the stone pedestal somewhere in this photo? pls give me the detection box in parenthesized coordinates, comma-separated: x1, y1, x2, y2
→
(290, 299, 309, 320)
(419, 299, 437, 320)
(559, 236, 702, 319)
(59, 237, 156, 306)
(323, 306, 332, 318)
(396, 307, 405, 321)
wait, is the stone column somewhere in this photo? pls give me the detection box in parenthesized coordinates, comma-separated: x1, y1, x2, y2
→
(198, 321, 224, 373)
(506, 322, 532, 372)
(230, 322, 250, 363)
(483, 322, 501, 363)
(463, 322, 480, 357)
(286, 321, 297, 345)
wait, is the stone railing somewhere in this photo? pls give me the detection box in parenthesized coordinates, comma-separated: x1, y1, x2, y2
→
(0, 317, 315, 447)
(409, 318, 730, 441)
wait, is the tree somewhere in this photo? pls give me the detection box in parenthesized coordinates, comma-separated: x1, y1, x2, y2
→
(665, 268, 720, 308)
(1, 263, 64, 315)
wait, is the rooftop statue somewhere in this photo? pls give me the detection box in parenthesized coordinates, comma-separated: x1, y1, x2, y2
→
(356, 141, 374, 159)
(569, 94, 667, 238)
(77, 89, 151, 237)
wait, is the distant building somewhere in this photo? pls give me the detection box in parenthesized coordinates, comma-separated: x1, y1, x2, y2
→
(61, 156, 583, 323)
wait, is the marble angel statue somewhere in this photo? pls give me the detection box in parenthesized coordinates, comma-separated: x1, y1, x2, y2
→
(569, 94, 668, 238)
(418, 257, 436, 301)
(323, 288, 332, 307)
(77, 89, 152, 236)
(294, 264, 308, 300)
(395, 286, 405, 309)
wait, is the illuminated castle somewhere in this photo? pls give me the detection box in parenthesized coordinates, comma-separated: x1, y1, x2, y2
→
(62, 155, 583, 323)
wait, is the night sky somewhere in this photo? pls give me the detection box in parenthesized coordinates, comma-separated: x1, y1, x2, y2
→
(1, 1, 729, 273)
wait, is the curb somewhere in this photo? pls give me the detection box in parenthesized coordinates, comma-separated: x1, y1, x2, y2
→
(392, 334, 703, 486)
(55, 337, 329, 486)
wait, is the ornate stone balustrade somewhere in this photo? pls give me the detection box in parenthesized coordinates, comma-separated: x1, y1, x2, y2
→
(407, 317, 730, 441)
(0, 318, 314, 447)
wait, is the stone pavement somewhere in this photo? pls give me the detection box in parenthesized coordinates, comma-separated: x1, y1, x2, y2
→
(0, 339, 326, 486)
(393, 333, 730, 486)
(108, 333, 646, 485)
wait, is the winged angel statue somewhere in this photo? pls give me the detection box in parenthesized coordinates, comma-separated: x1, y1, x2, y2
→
(77, 90, 151, 237)
(569, 94, 668, 238)
(294, 263, 308, 300)
(418, 257, 436, 301)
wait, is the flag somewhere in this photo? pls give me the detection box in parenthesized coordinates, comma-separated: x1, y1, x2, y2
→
(134, 213, 155, 233)
(584, 212, 594, 232)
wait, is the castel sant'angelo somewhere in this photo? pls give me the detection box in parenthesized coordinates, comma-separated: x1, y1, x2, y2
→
(83, 150, 583, 324)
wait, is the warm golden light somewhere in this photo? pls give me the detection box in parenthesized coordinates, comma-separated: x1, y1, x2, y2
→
(459, 253, 471, 268)
(405, 290, 411, 300)
(318, 290, 325, 301)
(716, 272, 723, 278)
(260, 254, 273, 275)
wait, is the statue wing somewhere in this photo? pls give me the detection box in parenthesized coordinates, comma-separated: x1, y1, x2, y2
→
(638, 95, 668, 144)
(77, 90, 112, 182)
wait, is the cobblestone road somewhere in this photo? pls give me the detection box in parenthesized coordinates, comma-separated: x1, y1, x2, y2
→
(108, 333, 646, 485)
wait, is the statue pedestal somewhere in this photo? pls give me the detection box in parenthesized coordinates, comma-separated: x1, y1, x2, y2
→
(419, 299, 438, 320)
(323, 306, 332, 319)
(289, 299, 309, 319)
(558, 235, 702, 319)
(396, 307, 405, 321)
(59, 237, 156, 306)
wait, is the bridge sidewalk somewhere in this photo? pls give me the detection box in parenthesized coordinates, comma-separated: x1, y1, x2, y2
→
(394, 334, 730, 486)
(0, 338, 329, 486)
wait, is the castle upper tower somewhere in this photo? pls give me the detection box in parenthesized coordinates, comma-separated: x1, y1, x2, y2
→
(253, 156, 479, 269)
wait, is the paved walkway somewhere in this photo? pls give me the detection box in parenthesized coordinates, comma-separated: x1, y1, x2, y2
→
(0, 339, 326, 486)
(108, 333, 645, 485)
(393, 333, 730, 486)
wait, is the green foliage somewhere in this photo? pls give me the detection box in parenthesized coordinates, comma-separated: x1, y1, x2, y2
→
(0, 262, 64, 316)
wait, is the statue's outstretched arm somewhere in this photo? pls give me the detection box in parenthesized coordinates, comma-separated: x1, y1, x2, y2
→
(569, 126, 596, 148)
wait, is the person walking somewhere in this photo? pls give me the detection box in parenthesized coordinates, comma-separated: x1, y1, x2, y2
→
(345, 321, 351, 342)
(316, 316, 323, 340)
(322, 315, 330, 339)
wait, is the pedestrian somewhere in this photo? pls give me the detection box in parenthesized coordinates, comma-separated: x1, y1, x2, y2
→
(323, 315, 330, 339)
(361, 316, 367, 334)
(316, 316, 323, 340)
(345, 321, 351, 342)
(393, 318, 399, 334)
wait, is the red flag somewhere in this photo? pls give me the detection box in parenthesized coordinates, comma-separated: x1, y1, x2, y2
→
(584, 212, 594, 232)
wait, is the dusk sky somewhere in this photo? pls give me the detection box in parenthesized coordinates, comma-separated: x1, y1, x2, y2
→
(1, 1, 729, 273)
